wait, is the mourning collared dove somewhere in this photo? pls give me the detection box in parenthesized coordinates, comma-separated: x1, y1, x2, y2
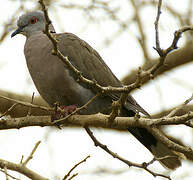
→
(12, 11, 181, 169)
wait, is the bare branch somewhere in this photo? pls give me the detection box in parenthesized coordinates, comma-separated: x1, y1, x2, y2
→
(148, 127, 193, 156)
(0, 90, 48, 118)
(130, 0, 150, 62)
(84, 127, 171, 180)
(0, 5, 24, 43)
(0, 103, 19, 118)
(22, 141, 41, 166)
(152, 0, 193, 77)
(0, 95, 52, 114)
(108, 100, 121, 124)
(67, 173, 78, 180)
(0, 158, 48, 180)
(154, 0, 163, 56)
(0, 169, 20, 180)
(63, 155, 90, 180)
(27, 92, 35, 116)
(4, 166, 9, 180)
(1, 107, 193, 129)
(122, 43, 193, 87)
(0, 90, 192, 119)
(140, 1, 185, 27)
(185, 0, 193, 25)
(53, 93, 99, 125)
(0, 111, 193, 157)
(166, 94, 193, 118)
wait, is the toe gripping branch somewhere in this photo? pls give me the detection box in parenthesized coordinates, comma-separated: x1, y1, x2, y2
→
(51, 104, 77, 123)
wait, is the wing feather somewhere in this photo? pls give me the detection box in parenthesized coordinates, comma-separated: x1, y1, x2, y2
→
(57, 33, 149, 116)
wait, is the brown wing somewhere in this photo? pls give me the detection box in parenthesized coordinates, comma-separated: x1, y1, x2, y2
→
(57, 33, 149, 116)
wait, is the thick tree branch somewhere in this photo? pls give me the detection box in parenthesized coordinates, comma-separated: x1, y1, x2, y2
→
(1, 111, 193, 158)
(122, 42, 193, 86)
(0, 95, 52, 113)
(0, 91, 192, 118)
(0, 90, 49, 117)
(1, 112, 193, 131)
(0, 158, 48, 180)
(147, 127, 192, 156)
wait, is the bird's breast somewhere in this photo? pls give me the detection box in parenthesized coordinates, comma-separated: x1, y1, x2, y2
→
(24, 34, 95, 107)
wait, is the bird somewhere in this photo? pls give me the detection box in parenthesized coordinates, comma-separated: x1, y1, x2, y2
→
(11, 11, 181, 169)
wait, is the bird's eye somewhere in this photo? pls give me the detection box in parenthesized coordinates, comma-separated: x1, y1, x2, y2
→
(29, 17, 38, 24)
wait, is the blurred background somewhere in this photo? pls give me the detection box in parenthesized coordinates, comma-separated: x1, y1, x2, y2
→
(0, 0, 193, 179)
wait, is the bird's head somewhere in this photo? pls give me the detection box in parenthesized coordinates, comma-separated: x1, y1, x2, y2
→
(11, 11, 55, 38)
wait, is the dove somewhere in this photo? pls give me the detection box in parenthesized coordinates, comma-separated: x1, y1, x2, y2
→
(11, 11, 181, 169)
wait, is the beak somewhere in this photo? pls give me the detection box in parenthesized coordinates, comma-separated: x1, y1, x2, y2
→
(11, 26, 23, 38)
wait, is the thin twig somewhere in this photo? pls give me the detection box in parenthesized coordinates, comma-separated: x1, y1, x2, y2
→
(166, 93, 193, 117)
(53, 93, 99, 125)
(151, 0, 193, 76)
(67, 173, 78, 180)
(165, 26, 193, 54)
(27, 92, 35, 116)
(185, 0, 193, 25)
(22, 141, 41, 166)
(84, 127, 171, 180)
(108, 67, 143, 123)
(0, 169, 20, 180)
(141, 1, 185, 27)
(147, 126, 193, 155)
(0, 158, 48, 180)
(20, 155, 24, 164)
(154, 0, 162, 56)
(4, 166, 9, 180)
(0, 103, 19, 118)
(0, 95, 52, 113)
(108, 100, 121, 124)
(63, 155, 90, 180)
(130, 0, 150, 62)
(0, 5, 24, 43)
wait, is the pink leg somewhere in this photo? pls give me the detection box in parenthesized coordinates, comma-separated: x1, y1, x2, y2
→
(51, 104, 77, 122)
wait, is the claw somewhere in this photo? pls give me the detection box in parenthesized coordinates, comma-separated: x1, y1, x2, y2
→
(51, 104, 77, 122)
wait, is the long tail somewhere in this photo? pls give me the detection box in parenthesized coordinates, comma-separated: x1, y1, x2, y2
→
(128, 127, 181, 169)
(124, 98, 182, 169)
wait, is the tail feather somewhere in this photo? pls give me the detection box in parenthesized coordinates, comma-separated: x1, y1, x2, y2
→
(128, 127, 182, 170)
(123, 106, 182, 169)
(151, 141, 181, 170)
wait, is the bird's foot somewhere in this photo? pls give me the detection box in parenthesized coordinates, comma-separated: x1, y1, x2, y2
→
(51, 104, 77, 122)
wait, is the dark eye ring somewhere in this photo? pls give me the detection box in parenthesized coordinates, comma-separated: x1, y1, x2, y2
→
(29, 17, 38, 24)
